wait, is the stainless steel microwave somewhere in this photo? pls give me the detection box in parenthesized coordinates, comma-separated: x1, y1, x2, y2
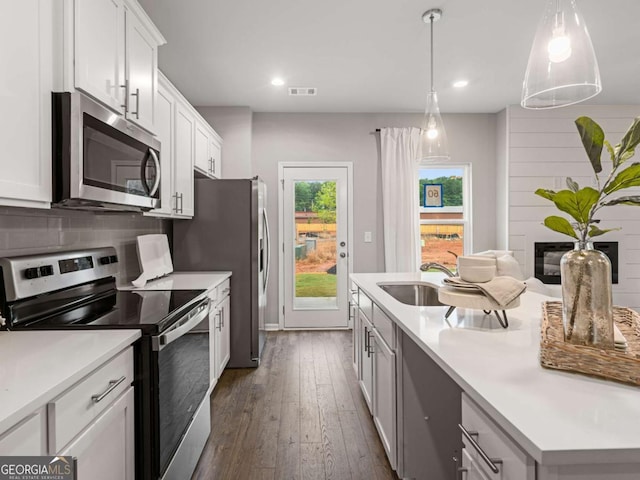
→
(52, 92, 161, 211)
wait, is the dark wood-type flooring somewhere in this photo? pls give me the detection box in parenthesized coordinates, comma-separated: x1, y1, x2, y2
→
(191, 330, 399, 480)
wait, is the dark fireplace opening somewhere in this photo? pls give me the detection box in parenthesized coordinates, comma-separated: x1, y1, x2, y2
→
(534, 242, 619, 285)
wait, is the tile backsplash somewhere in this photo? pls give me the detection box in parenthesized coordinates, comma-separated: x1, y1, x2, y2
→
(0, 206, 170, 286)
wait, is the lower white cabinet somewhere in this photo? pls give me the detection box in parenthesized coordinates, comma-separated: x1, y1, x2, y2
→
(461, 393, 535, 480)
(0, 408, 47, 455)
(0, 346, 135, 475)
(372, 328, 396, 470)
(208, 277, 232, 386)
(358, 309, 374, 413)
(59, 387, 135, 480)
(215, 294, 231, 379)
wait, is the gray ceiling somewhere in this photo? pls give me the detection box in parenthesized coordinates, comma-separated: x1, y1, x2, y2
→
(138, 0, 640, 113)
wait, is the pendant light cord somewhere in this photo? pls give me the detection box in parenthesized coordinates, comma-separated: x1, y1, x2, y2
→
(430, 13, 435, 93)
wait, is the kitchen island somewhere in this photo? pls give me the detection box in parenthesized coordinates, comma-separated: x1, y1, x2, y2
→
(351, 272, 640, 480)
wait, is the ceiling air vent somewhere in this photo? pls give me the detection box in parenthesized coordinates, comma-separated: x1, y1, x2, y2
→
(288, 87, 317, 96)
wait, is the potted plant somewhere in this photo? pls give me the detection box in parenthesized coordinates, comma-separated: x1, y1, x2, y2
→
(535, 116, 640, 347)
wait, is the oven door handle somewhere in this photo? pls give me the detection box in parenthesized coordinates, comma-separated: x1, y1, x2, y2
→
(152, 299, 210, 351)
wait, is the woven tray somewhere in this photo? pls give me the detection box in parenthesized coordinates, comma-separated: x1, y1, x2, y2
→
(540, 301, 640, 386)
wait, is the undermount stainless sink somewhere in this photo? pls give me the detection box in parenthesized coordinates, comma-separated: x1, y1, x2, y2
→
(377, 282, 444, 306)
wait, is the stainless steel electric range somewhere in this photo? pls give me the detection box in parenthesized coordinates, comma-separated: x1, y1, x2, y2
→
(0, 247, 211, 480)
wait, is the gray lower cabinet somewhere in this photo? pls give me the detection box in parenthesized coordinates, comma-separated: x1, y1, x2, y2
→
(397, 330, 463, 479)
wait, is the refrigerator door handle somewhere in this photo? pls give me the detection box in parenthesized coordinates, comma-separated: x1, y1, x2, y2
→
(263, 209, 271, 290)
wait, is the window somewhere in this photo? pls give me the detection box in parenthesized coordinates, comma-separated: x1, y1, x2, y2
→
(418, 165, 471, 272)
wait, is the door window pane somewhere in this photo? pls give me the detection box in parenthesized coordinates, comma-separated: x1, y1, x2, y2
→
(293, 180, 337, 308)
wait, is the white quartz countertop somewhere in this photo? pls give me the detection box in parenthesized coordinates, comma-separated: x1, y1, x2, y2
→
(351, 272, 640, 466)
(0, 329, 140, 434)
(119, 271, 231, 291)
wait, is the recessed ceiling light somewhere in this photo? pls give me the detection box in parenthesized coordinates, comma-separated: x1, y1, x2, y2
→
(271, 77, 285, 86)
(453, 80, 469, 88)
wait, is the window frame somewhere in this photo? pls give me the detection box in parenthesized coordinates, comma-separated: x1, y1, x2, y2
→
(417, 163, 473, 258)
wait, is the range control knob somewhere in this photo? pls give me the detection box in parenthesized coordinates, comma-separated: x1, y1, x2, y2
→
(24, 267, 40, 279)
(39, 265, 54, 277)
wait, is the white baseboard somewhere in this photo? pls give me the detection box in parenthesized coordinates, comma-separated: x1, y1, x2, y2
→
(265, 323, 280, 331)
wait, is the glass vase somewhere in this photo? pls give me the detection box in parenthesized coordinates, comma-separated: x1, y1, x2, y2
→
(560, 241, 614, 348)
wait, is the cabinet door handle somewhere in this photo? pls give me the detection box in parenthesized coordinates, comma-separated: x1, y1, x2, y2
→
(91, 376, 126, 403)
(368, 331, 374, 355)
(130, 87, 140, 119)
(120, 80, 129, 112)
(363, 325, 369, 357)
(173, 192, 179, 213)
(212, 158, 216, 174)
(178, 193, 184, 214)
(458, 424, 502, 474)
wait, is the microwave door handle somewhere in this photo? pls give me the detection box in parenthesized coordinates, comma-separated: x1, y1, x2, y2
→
(139, 149, 161, 197)
(148, 149, 161, 196)
(152, 300, 210, 351)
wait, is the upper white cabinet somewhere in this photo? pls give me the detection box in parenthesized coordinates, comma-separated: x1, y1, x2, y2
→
(0, 0, 55, 209)
(146, 72, 194, 218)
(70, 0, 165, 133)
(194, 118, 223, 179)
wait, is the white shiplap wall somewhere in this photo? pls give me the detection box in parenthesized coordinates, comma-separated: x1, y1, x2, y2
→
(504, 105, 640, 310)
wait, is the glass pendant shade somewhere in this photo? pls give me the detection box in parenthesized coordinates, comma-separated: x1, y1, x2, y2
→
(419, 8, 449, 161)
(419, 91, 449, 161)
(521, 0, 601, 109)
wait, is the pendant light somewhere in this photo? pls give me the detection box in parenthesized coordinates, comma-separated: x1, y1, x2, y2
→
(521, 0, 601, 109)
(419, 8, 449, 161)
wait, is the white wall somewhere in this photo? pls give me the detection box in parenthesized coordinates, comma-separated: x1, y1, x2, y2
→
(502, 105, 640, 309)
(195, 106, 253, 178)
(252, 112, 498, 326)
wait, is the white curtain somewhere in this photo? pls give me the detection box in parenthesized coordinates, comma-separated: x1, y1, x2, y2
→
(380, 127, 421, 272)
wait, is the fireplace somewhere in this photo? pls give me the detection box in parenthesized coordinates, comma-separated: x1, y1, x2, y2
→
(534, 242, 619, 285)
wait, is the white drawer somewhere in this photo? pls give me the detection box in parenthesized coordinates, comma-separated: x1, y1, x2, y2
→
(461, 393, 535, 480)
(208, 277, 231, 304)
(358, 290, 373, 322)
(372, 303, 395, 349)
(48, 347, 134, 452)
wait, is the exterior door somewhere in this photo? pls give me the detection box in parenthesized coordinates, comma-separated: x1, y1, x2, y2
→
(280, 164, 352, 329)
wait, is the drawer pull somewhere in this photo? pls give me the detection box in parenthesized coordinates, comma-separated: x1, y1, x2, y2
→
(222, 287, 230, 294)
(91, 376, 126, 403)
(458, 424, 502, 474)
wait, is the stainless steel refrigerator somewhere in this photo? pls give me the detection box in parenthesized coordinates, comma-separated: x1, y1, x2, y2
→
(173, 177, 270, 368)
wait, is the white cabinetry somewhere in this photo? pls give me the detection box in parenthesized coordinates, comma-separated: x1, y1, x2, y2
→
(208, 277, 231, 386)
(194, 118, 223, 179)
(70, 0, 165, 132)
(0, 0, 55, 209)
(0, 346, 134, 477)
(59, 388, 135, 480)
(372, 327, 396, 470)
(461, 393, 535, 480)
(0, 409, 47, 455)
(359, 310, 374, 413)
(147, 72, 194, 218)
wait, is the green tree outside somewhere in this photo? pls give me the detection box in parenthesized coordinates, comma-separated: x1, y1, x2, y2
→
(419, 176, 462, 207)
(295, 181, 323, 211)
(312, 181, 336, 224)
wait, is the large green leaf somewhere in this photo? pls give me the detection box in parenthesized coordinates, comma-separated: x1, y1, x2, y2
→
(543, 216, 578, 239)
(552, 188, 600, 224)
(588, 225, 620, 238)
(603, 163, 640, 194)
(617, 117, 640, 163)
(534, 188, 557, 202)
(602, 195, 640, 206)
(575, 116, 604, 174)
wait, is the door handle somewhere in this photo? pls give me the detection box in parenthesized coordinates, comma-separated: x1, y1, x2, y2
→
(148, 149, 161, 197)
(130, 87, 140, 119)
(340, 252, 346, 258)
(120, 80, 129, 112)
